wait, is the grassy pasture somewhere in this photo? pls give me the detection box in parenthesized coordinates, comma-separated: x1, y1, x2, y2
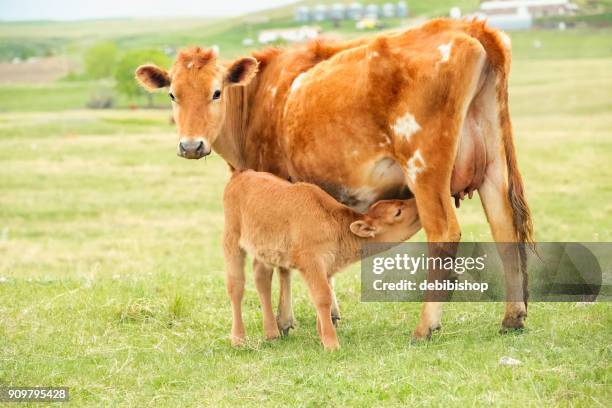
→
(1, 29, 611, 407)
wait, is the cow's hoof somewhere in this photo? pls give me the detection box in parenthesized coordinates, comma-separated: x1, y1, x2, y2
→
(500, 312, 527, 333)
(410, 321, 442, 343)
(410, 327, 433, 343)
(277, 316, 295, 336)
(331, 314, 341, 328)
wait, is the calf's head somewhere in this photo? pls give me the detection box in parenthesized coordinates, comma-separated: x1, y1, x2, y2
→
(350, 199, 421, 242)
(135, 47, 258, 159)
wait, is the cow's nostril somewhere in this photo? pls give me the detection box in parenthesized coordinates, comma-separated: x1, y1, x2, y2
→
(179, 142, 188, 154)
(196, 141, 204, 153)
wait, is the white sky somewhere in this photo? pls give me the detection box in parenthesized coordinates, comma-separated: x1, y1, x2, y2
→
(0, 0, 300, 21)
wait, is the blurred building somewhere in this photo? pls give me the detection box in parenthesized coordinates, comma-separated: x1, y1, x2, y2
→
(480, 0, 578, 18)
(258, 26, 321, 44)
(365, 4, 380, 18)
(396, 1, 408, 18)
(296, 2, 409, 22)
(348, 2, 365, 20)
(313, 5, 328, 21)
(295, 6, 310, 22)
(470, 0, 578, 30)
(382, 3, 395, 18)
(330, 3, 346, 20)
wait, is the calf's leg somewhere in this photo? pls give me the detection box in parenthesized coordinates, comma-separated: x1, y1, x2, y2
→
(224, 245, 247, 346)
(253, 259, 281, 340)
(329, 276, 341, 327)
(276, 267, 295, 335)
(297, 259, 339, 351)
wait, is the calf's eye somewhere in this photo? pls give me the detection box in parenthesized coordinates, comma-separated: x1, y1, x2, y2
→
(168, 92, 176, 102)
(212, 89, 222, 100)
(395, 208, 402, 217)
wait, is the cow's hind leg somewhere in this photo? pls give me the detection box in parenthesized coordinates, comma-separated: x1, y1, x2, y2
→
(253, 259, 281, 340)
(478, 160, 527, 331)
(276, 267, 295, 335)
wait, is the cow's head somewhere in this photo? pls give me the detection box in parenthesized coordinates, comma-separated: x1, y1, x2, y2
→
(136, 47, 258, 159)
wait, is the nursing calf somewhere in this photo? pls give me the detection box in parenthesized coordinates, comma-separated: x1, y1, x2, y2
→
(223, 170, 420, 350)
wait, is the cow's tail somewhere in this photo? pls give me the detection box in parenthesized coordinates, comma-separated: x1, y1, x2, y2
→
(473, 22, 534, 307)
(499, 78, 533, 307)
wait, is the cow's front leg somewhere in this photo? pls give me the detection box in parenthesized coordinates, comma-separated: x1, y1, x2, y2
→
(405, 150, 461, 342)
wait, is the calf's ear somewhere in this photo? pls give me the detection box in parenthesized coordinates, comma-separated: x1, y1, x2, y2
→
(350, 220, 377, 238)
(225, 57, 258, 87)
(135, 64, 170, 91)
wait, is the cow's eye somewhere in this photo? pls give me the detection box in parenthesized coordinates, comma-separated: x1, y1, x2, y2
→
(168, 92, 176, 102)
(212, 89, 222, 100)
(395, 208, 402, 217)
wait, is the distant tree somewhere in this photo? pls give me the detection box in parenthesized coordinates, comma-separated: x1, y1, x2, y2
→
(114, 49, 171, 107)
(84, 42, 118, 79)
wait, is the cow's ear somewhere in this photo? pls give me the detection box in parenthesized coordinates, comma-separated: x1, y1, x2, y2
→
(224, 57, 258, 87)
(349, 220, 377, 238)
(135, 64, 170, 91)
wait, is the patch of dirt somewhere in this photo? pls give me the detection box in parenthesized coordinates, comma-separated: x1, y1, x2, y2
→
(0, 56, 80, 84)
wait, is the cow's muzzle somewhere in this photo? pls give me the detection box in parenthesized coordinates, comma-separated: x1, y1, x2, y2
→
(177, 138, 211, 160)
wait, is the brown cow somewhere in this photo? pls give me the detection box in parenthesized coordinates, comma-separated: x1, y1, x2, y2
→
(223, 169, 421, 350)
(136, 36, 368, 332)
(136, 18, 533, 342)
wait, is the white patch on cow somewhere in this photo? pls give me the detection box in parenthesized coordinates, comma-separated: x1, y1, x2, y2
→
(270, 86, 277, 97)
(291, 72, 308, 93)
(368, 51, 379, 60)
(187, 61, 193, 69)
(407, 149, 426, 185)
(392, 112, 421, 141)
(499, 32, 512, 50)
(438, 41, 453, 63)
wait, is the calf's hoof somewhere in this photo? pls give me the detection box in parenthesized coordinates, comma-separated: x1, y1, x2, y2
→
(230, 335, 246, 347)
(277, 316, 295, 336)
(322, 340, 340, 352)
(264, 327, 281, 341)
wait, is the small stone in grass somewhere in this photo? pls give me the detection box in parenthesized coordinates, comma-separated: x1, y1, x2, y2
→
(499, 356, 522, 367)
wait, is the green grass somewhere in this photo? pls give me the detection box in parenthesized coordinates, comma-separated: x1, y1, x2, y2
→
(1, 44, 611, 408)
(0, 82, 169, 112)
